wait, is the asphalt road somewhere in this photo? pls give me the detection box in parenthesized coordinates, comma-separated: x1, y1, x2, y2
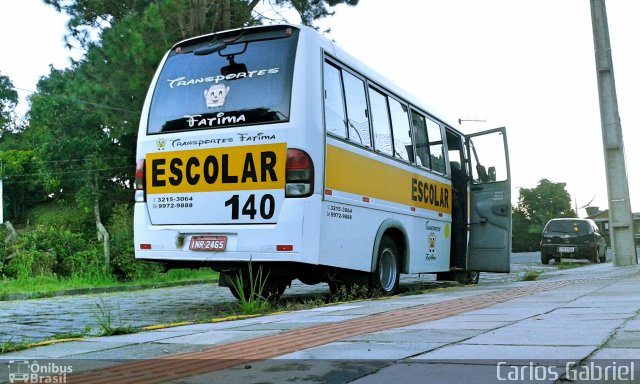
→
(0, 252, 602, 346)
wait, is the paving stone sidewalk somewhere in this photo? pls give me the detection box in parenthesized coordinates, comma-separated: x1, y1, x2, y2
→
(0, 253, 590, 346)
(2, 261, 640, 383)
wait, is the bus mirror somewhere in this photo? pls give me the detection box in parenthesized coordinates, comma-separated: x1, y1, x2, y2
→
(221, 55, 248, 78)
(488, 166, 496, 182)
(221, 62, 248, 78)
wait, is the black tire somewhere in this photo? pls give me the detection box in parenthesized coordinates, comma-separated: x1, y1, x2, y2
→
(370, 236, 400, 295)
(264, 277, 290, 300)
(462, 271, 480, 284)
(228, 279, 252, 301)
(541, 253, 550, 265)
(227, 269, 288, 301)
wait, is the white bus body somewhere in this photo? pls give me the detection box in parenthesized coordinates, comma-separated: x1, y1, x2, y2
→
(134, 24, 511, 297)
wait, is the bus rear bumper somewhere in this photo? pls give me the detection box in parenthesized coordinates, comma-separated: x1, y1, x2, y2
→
(133, 195, 321, 266)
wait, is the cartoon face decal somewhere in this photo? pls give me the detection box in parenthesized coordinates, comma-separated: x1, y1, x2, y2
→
(156, 139, 167, 151)
(204, 84, 230, 108)
(428, 232, 437, 251)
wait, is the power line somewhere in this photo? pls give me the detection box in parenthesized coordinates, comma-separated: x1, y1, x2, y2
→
(11, 86, 140, 115)
(2, 173, 134, 186)
(3, 165, 133, 180)
(0, 155, 135, 166)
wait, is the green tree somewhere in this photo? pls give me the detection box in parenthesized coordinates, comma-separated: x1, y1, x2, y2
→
(45, 0, 360, 48)
(0, 150, 46, 222)
(0, 72, 18, 134)
(26, 66, 131, 237)
(512, 179, 576, 252)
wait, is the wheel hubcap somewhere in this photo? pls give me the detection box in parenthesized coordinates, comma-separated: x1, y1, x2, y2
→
(378, 248, 397, 292)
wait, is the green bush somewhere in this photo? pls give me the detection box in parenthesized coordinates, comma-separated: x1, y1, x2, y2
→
(3, 249, 57, 278)
(512, 231, 541, 253)
(19, 226, 89, 274)
(27, 202, 94, 238)
(2, 226, 94, 277)
(0, 226, 8, 274)
(108, 204, 160, 280)
(60, 247, 106, 278)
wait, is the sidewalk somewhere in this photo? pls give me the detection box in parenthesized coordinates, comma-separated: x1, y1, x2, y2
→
(2, 262, 640, 383)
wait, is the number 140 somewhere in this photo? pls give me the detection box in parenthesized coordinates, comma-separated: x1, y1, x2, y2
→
(224, 194, 275, 220)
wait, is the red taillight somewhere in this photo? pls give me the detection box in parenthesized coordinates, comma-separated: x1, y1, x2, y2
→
(135, 159, 145, 189)
(135, 159, 146, 202)
(286, 149, 313, 197)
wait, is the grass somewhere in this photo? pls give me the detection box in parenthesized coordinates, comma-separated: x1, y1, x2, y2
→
(0, 268, 218, 299)
(0, 339, 32, 354)
(555, 261, 584, 270)
(92, 297, 139, 336)
(522, 269, 540, 281)
(228, 264, 272, 315)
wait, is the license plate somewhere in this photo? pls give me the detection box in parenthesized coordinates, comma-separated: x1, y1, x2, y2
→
(189, 236, 227, 251)
(558, 246, 575, 253)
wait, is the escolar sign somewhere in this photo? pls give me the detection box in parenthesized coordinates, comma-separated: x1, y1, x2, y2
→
(325, 144, 452, 214)
(146, 143, 287, 194)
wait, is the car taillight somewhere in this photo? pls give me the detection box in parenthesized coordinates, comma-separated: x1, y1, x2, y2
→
(286, 148, 313, 197)
(135, 159, 145, 202)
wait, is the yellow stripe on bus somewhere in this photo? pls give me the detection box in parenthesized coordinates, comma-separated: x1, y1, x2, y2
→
(146, 143, 287, 194)
(325, 144, 452, 214)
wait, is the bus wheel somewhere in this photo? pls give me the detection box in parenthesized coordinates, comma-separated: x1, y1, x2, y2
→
(228, 277, 252, 301)
(457, 271, 479, 284)
(370, 236, 400, 295)
(264, 277, 291, 300)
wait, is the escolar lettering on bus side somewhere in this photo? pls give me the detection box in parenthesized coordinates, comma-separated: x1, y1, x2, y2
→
(411, 177, 450, 209)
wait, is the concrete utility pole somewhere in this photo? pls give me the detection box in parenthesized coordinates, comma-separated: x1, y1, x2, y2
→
(590, 0, 637, 266)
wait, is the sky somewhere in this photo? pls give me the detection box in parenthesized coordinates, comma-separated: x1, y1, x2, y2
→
(0, 0, 638, 215)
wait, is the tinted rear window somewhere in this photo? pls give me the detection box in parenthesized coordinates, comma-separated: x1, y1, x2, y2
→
(545, 220, 590, 234)
(147, 27, 298, 134)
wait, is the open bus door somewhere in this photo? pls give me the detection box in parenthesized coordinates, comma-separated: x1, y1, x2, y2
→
(466, 127, 511, 273)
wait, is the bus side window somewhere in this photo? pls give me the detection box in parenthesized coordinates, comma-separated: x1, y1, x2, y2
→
(425, 117, 445, 174)
(388, 98, 413, 163)
(368, 87, 393, 156)
(323, 62, 347, 138)
(342, 71, 371, 148)
(411, 110, 430, 168)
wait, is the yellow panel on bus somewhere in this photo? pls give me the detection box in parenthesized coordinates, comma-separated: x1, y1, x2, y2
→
(145, 143, 287, 194)
(325, 144, 452, 214)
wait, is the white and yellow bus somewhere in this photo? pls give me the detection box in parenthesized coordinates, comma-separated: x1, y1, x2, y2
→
(134, 24, 512, 298)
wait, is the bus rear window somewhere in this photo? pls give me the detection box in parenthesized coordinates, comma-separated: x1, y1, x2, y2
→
(147, 27, 298, 134)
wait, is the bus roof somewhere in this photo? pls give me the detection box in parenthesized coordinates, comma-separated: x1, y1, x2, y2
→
(171, 23, 463, 132)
